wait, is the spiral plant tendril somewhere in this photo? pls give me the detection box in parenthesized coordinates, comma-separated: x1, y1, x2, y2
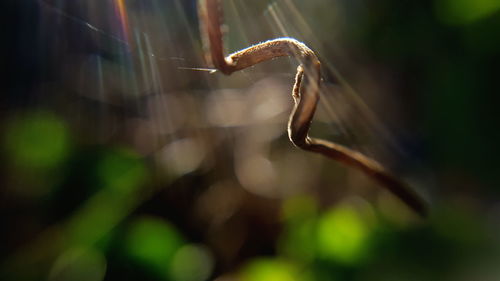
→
(198, 0, 428, 217)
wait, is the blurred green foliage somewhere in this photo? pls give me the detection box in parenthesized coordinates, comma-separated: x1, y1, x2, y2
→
(124, 217, 184, 279)
(97, 148, 148, 193)
(241, 258, 304, 281)
(4, 111, 71, 170)
(49, 247, 106, 281)
(434, 0, 500, 25)
(316, 204, 374, 265)
(2, 111, 72, 197)
(280, 196, 318, 262)
(169, 244, 214, 281)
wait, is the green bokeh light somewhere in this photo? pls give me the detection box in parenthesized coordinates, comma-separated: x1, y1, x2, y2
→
(125, 217, 184, 278)
(280, 196, 318, 262)
(434, 0, 500, 25)
(316, 204, 373, 265)
(4, 111, 70, 169)
(280, 218, 317, 263)
(66, 190, 134, 246)
(49, 247, 107, 281)
(241, 258, 300, 281)
(282, 196, 318, 222)
(169, 244, 214, 281)
(97, 148, 147, 193)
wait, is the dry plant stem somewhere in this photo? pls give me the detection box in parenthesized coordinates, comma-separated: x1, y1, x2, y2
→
(200, 0, 427, 217)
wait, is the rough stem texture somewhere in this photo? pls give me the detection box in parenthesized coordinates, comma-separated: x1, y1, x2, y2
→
(199, 0, 427, 217)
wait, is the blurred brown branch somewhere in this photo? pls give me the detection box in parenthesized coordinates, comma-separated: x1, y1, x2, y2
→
(198, 0, 427, 217)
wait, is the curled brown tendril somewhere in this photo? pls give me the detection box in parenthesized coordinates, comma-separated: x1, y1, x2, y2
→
(198, 0, 427, 217)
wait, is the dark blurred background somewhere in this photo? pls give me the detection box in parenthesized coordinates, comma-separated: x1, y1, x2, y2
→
(1, 0, 500, 280)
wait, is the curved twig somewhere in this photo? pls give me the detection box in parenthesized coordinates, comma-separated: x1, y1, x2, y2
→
(199, 0, 427, 217)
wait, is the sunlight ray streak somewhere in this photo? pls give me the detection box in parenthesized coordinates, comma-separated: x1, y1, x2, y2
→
(229, 0, 251, 46)
(279, 0, 405, 155)
(114, 0, 131, 43)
